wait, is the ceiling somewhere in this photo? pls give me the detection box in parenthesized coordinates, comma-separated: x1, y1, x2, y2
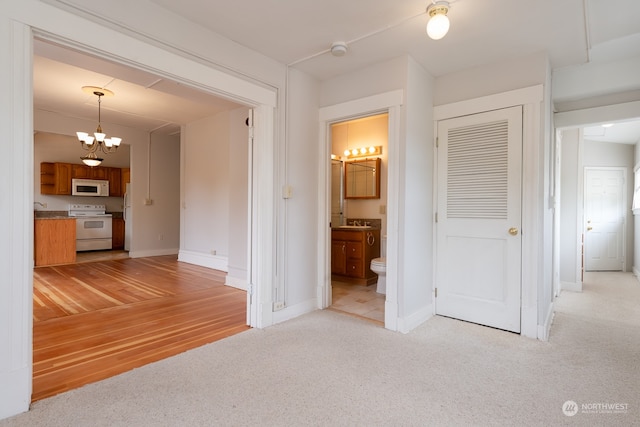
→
(34, 0, 640, 141)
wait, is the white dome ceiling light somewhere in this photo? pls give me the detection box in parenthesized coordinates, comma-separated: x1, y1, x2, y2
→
(426, 1, 450, 40)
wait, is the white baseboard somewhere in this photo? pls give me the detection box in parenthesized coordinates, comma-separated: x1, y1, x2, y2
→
(397, 304, 433, 334)
(272, 298, 317, 325)
(225, 275, 247, 291)
(129, 248, 179, 258)
(561, 281, 582, 292)
(633, 266, 640, 281)
(538, 302, 554, 342)
(178, 250, 228, 272)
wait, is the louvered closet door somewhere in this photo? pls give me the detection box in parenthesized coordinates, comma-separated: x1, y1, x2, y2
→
(435, 106, 522, 333)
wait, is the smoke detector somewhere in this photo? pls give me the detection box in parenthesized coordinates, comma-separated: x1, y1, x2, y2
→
(330, 42, 348, 57)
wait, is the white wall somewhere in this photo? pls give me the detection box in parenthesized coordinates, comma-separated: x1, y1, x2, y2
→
(434, 51, 550, 106)
(227, 107, 250, 287)
(133, 131, 181, 257)
(180, 111, 231, 269)
(179, 106, 250, 285)
(399, 57, 434, 321)
(275, 68, 321, 316)
(559, 129, 582, 289)
(635, 143, 640, 275)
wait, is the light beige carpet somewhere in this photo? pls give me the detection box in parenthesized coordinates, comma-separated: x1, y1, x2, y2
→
(2, 272, 639, 426)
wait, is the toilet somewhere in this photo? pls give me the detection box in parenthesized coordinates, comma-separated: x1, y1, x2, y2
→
(370, 235, 387, 294)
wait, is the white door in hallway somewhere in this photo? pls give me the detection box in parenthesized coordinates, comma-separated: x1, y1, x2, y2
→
(584, 168, 626, 271)
(435, 106, 522, 333)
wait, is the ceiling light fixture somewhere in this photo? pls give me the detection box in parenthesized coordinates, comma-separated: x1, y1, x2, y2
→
(343, 145, 382, 159)
(77, 86, 122, 167)
(426, 1, 450, 40)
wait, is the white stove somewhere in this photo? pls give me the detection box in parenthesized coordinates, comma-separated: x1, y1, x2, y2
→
(69, 204, 112, 217)
(69, 204, 113, 251)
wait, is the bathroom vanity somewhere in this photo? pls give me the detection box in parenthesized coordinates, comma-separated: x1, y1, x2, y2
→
(331, 227, 380, 285)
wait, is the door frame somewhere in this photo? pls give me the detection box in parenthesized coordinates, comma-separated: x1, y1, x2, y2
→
(3, 12, 280, 416)
(318, 90, 403, 331)
(434, 106, 523, 333)
(434, 85, 544, 339)
(583, 166, 628, 272)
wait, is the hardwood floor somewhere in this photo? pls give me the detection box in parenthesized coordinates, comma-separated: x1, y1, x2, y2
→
(32, 255, 249, 402)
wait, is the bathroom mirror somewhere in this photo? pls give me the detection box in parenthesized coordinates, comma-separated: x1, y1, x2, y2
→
(344, 158, 380, 199)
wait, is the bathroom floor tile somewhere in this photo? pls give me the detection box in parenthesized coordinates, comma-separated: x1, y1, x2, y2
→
(330, 281, 384, 324)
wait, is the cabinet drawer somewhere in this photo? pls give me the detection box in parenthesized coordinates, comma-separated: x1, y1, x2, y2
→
(346, 259, 363, 277)
(346, 241, 363, 258)
(331, 230, 364, 242)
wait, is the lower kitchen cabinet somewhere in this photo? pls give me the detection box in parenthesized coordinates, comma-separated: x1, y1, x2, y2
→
(34, 218, 76, 266)
(112, 218, 125, 250)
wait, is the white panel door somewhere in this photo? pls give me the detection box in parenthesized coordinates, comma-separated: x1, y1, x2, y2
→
(584, 168, 625, 271)
(435, 106, 522, 333)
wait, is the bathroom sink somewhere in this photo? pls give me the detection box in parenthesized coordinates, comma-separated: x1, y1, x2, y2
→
(335, 225, 372, 229)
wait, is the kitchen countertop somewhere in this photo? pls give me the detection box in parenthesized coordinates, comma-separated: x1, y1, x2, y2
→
(34, 211, 70, 219)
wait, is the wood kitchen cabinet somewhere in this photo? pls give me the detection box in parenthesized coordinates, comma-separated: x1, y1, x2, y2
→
(331, 229, 380, 285)
(71, 163, 91, 179)
(72, 164, 108, 180)
(121, 167, 130, 188)
(34, 218, 76, 266)
(108, 167, 122, 197)
(40, 162, 72, 195)
(41, 162, 129, 197)
(112, 217, 125, 249)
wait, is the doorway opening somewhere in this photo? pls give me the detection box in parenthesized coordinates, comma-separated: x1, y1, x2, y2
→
(583, 167, 627, 272)
(30, 35, 266, 399)
(328, 113, 388, 324)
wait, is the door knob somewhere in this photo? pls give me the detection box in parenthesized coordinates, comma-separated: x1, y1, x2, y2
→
(508, 227, 519, 236)
(587, 226, 593, 231)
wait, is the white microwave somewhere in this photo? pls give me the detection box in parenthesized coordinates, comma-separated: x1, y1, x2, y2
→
(71, 179, 109, 197)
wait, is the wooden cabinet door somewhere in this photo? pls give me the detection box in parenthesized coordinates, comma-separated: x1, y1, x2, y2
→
(108, 167, 122, 197)
(41, 162, 71, 195)
(112, 218, 125, 249)
(34, 219, 76, 266)
(72, 164, 92, 179)
(331, 240, 347, 275)
(121, 168, 130, 186)
(55, 163, 72, 195)
(90, 166, 108, 180)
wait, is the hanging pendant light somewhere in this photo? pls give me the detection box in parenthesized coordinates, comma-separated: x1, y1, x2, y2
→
(426, 1, 450, 40)
(77, 86, 122, 166)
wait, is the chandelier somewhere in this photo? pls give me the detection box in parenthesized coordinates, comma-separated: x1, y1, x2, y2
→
(77, 86, 122, 167)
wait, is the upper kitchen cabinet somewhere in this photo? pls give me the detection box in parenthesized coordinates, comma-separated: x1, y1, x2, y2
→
(40, 162, 72, 195)
(108, 167, 122, 197)
(72, 164, 107, 180)
(40, 162, 128, 197)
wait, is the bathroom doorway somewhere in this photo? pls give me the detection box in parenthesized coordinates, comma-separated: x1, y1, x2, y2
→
(328, 113, 388, 324)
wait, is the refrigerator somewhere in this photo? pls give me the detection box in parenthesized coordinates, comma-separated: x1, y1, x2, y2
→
(123, 183, 132, 251)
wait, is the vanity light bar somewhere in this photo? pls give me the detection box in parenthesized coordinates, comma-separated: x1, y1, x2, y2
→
(343, 145, 382, 159)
